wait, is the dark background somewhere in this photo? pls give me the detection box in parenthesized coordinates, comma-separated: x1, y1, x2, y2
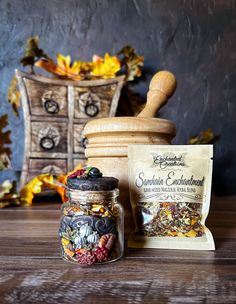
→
(0, 0, 235, 195)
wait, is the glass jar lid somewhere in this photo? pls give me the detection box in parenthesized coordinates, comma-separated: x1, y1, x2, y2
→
(67, 166, 118, 191)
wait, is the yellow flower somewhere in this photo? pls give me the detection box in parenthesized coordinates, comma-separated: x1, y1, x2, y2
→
(91, 53, 120, 78)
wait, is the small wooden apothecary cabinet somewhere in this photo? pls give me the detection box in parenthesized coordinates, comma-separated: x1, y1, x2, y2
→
(16, 70, 125, 187)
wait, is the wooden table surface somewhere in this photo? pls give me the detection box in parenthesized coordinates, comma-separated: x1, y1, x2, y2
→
(0, 196, 235, 304)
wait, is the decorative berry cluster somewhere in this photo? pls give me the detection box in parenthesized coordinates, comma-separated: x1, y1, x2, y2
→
(68, 166, 103, 179)
(76, 246, 109, 265)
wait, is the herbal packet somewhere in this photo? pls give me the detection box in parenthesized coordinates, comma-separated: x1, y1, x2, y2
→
(128, 145, 215, 250)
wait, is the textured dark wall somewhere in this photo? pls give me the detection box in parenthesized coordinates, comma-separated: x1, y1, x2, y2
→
(0, 0, 236, 194)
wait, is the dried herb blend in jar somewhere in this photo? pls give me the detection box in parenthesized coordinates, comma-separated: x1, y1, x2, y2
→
(59, 167, 124, 264)
(128, 145, 215, 250)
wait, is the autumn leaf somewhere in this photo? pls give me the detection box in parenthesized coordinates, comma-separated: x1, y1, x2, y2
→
(57, 53, 71, 71)
(20, 37, 143, 82)
(0, 160, 85, 208)
(7, 76, 20, 116)
(35, 58, 63, 77)
(79, 61, 93, 73)
(118, 46, 144, 81)
(19, 173, 67, 205)
(188, 128, 220, 145)
(20, 175, 44, 205)
(19, 173, 61, 205)
(40, 173, 68, 202)
(0, 180, 20, 208)
(35, 52, 120, 80)
(35, 55, 83, 80)
(19, 164, 84, 205)
(56, 53, 82, 80)
(0, 115, 11, 170)
(91, 53, 121, 78)
(0, 163, 85, 207)
(20, 36, 48, 72)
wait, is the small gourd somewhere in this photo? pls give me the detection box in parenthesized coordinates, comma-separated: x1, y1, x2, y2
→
(87, 232, 100, 244)
(80, 224, 93, 237)
(73, 235, 87, 248)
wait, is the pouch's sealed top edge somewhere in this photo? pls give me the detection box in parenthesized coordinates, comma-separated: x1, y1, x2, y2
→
(128, 144, 213, 157)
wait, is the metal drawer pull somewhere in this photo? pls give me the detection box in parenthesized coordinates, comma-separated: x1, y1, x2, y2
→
(79, 92, 100, 117)
(38, 126, 60, 151)
(80, 137, 88, 149)
(40, 136, 55, 150)
(44, 99, 60, 114)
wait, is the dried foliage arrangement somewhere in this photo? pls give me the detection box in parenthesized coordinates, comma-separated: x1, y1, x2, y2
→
(0, 36, 219, 208)
(8, 36, 144, 117)
(20, 36, 144, 80)
(2, 37, 145, 208)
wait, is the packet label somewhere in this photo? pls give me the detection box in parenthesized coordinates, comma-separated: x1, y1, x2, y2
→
(128, 145, 215, 250)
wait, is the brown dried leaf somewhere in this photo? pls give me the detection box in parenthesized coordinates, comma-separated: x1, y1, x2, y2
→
(118, 46, 144, 81)
(0, 115, 11, 170)
(188, 128, 219, 145)
(0, 180, 20, 208)
(20, 36, 49, 69)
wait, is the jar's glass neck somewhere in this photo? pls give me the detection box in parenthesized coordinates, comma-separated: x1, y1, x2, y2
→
(67, 188, 119, 205)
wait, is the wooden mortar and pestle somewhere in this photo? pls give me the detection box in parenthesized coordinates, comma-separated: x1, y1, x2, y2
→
(83, 71, 177, 234)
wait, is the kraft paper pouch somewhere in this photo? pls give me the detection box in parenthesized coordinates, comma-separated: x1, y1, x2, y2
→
(128, 145, 215, 250)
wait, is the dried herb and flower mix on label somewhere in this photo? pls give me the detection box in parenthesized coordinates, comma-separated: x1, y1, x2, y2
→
(128, 145, 215, 250)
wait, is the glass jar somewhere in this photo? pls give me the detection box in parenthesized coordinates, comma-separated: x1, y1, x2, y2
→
(59, 171, 124, 265)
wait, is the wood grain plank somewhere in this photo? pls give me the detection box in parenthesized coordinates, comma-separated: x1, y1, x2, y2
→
(0, 197, 235, 303)
(0, 259, 235, 303)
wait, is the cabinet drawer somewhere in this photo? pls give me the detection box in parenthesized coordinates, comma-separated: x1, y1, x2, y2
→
(31, 122, 67, 153)
(74, 84, 117, 119)
(24, 78, 68, 117)
(26, 158, 67, 181)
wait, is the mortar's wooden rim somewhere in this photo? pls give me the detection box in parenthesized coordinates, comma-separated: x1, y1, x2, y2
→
(83, 117, 176, 137)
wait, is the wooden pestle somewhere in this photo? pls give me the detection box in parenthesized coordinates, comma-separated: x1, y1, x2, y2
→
(84, 70, 177, 156)
(137, 70, 177, 118)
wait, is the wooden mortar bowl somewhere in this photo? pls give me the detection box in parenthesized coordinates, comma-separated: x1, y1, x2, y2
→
(83, 71, 177, 234)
